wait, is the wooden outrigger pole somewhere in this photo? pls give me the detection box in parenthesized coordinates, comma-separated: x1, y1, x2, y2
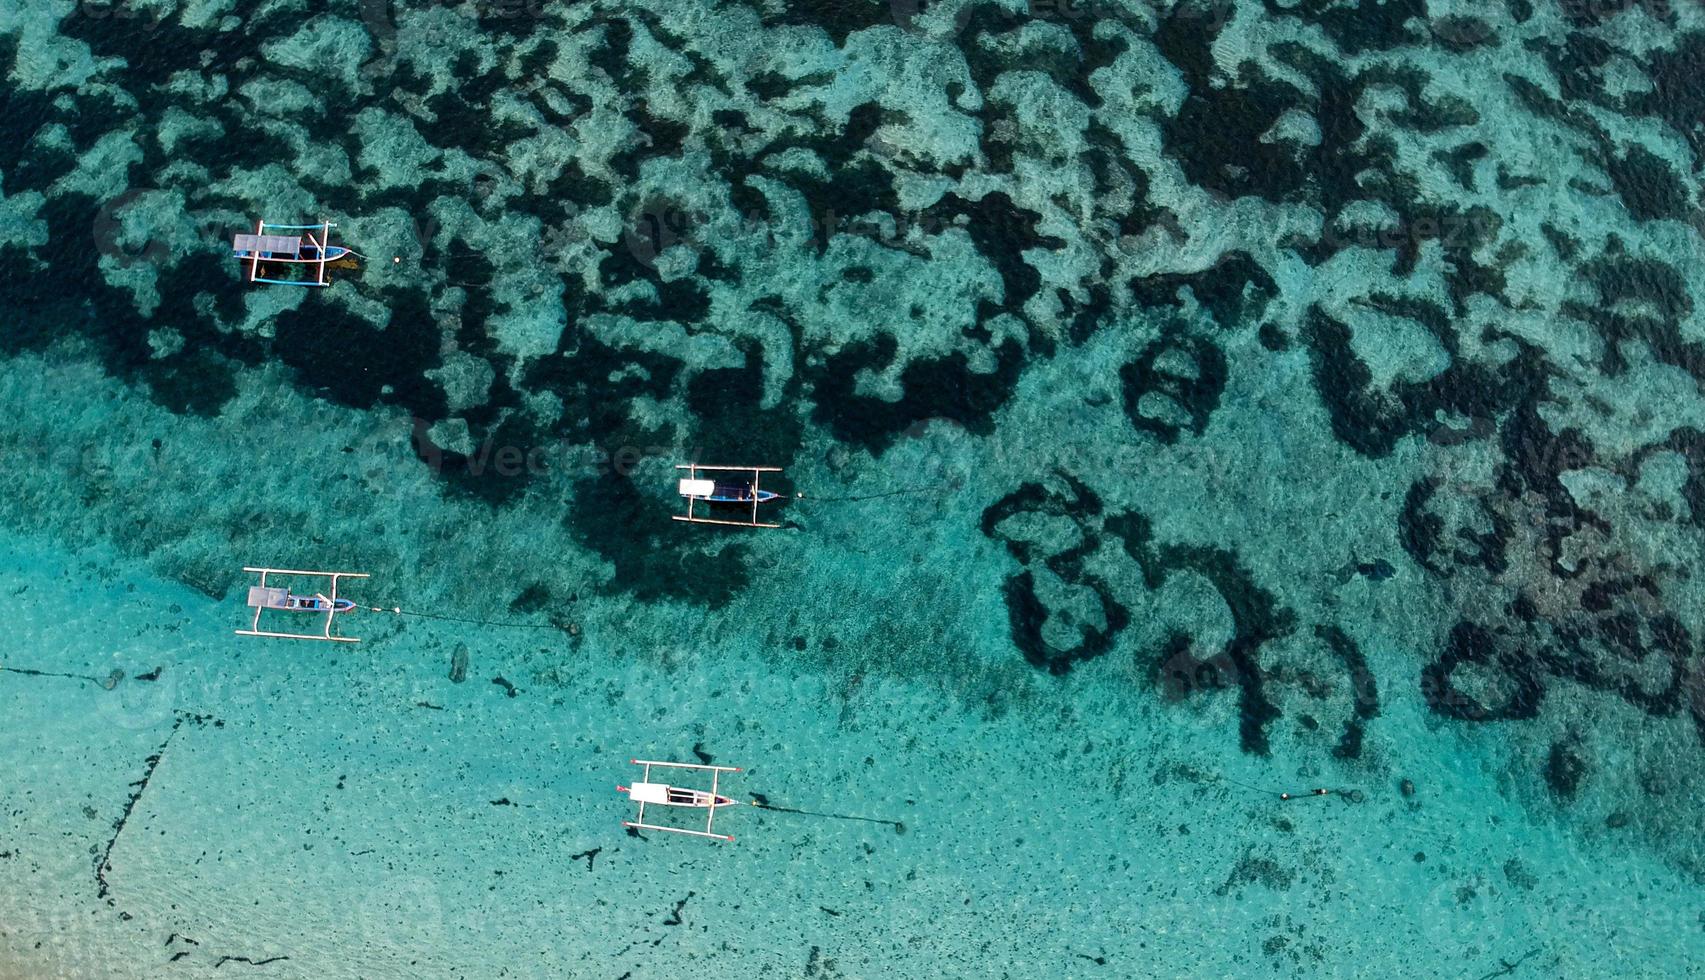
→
(235, 566, 370, 643)
(311, 220, 331, 286)
(248, 218, 264, 284)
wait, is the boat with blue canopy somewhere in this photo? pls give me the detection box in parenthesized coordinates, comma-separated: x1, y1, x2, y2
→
(231, 219, 359, 287)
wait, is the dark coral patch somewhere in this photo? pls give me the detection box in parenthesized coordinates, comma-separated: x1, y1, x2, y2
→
(141, 349, 238, 418)
(1563, 250, 1705, 380)
(524, 331, 681, 449)
(1119, 331, 1227, 444)
(1263, 0, 1427, 54)
(1605, 144, 1693, 222)
(1544, 740, 1587, 800)
(921, 191, 1062, 311)
(564, 469, 749, 607)
(1131, 251, 1277, 329)
(1108, 510, 1294, 755)
(1635, 30, 1705, 166)
(274, 291, 445, 419)
(1302, 306, 1547, 459)
(416, 414, 549, 508)
(686, 341, 804, 469)
(807, 334, 1026, 454)
(1316, 624, 1380, 759)
(1421, 621, 1545, 721)
(982, 474, 1127, 674)
(980, 483, 1299, 755)
(757, 0, 894, 46)
(1000, 570, 1130, 675)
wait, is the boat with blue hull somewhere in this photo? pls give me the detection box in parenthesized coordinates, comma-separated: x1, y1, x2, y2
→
(232, 219, 359, 287)
(673, 464, 785, 528)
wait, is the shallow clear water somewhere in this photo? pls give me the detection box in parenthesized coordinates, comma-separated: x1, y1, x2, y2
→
(2, 0, 1704, 976)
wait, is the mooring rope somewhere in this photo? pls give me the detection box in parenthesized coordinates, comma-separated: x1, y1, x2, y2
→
(0, 664, 105, 685)
(1216, 775, 1364, 804)
(748, 795, 906, 832)
(795, 484, 946, 503)
(365, 604, 562, 631)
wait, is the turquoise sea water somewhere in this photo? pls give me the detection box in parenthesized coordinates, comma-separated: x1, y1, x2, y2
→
(3, 0, 1705, 976)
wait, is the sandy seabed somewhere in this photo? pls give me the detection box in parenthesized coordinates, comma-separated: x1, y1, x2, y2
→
(2, 528, 1701, 979)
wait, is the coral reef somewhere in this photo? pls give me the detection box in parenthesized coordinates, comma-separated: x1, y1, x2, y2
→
(1, 0, 1703, 876)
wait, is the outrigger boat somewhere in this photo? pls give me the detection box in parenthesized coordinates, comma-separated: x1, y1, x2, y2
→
(231, 220, 359, 287)
(618, 760, 745, 841)
(674, 464, 784, 528)
(235, 566, 370, 643)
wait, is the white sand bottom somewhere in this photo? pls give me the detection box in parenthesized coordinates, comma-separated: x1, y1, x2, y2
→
(0, 530, 1699, 979)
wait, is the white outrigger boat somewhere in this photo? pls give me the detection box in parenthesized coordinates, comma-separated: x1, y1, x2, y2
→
(231, 219, 359, 287)
(673, 464, 784, 528)
(618, 760, 745, 841)
(235, 566, 370, 643)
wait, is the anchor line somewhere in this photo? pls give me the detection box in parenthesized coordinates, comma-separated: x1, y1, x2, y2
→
(796, 484, 946, 503)
(748, 800, 903, 829)
(365, 604, 562, 631)
(1215, 775, 1363, 803)
(0, 664, 104, 685)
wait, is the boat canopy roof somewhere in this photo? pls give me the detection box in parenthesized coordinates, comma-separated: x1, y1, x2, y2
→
(247, 585, 289, 608)
(679, 478, 716, 497)
(627, 782, 673, 804)
(233, 233, 303, 255)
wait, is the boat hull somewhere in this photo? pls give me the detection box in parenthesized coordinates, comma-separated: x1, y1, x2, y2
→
(621, 783, 739, 809)
(232, 246, 352, 264)
(278, 595, 357, 614)
(695, 487, 781, 504)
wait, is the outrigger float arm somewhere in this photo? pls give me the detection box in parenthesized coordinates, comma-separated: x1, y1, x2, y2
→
(246, 221, 340, 287)
(621, 759, 744, 841)
(235, 566, 369, 643)
(325, 574, 338, 639)
(248, 218, 263, 284)
(672, 464, 784, 529)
